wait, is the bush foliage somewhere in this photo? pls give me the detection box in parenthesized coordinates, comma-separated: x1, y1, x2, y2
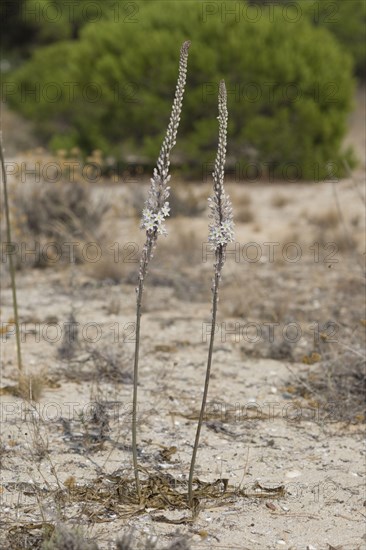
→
(5, 0, 355, 179)
(1, 0, 111, 56)
(250, 0, 366, 78)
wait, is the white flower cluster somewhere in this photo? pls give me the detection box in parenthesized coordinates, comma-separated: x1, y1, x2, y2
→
(208, 217, 234, 248)
(141, 201, 170, 235)
(208, 80, 234, 251)
(139, 41, 190, 242)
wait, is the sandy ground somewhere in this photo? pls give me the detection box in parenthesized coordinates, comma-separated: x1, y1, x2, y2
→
(1, 169, 365, 550)
(0, 89, 365, 550)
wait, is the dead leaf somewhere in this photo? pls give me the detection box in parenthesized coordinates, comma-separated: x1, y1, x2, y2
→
(154, 344, 178, 353)
(158, 446, 177, 461)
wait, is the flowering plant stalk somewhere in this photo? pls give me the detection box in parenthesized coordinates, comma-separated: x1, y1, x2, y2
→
(188, 80, 234, 507)
(131, 41, 190, 499)
(0, 134, 23, 373)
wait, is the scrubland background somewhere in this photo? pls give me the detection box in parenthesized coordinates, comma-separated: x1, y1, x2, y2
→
(1, 1, 365, 549)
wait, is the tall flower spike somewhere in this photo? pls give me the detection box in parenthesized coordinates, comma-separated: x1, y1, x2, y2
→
(141, 41, 191, 240)
(208, 80, 234, 254)
(188, 79, 234, 509)
(132, 41, 191, 501)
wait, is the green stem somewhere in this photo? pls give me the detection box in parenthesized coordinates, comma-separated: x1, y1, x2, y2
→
(0, 139, 22, 372)
(188, 249, 222, 507)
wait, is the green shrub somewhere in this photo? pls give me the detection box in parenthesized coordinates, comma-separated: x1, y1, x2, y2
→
(6, 0, 355, 179)
(251, 0, 366, 78)
(301, 0, 366, 79)
(1, 0, 113, 55)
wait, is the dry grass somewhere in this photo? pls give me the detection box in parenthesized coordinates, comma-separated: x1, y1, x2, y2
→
(42, 525, 98, 549)
(115, 532, 191, 550)
(5, 472, 283, 549)
(7, 179, 109, 268)
(0, 373, 47, 401)
(60, 342, 133, 384)
(158, 224, 203, 267)
(129, 183, 206, 220)
(169, 186, 206, 218)
(11, 180, 108, 239)
(221, 273, 265, 320)
(308, 208, 339, 229)
(235, 206, 254, 224)
(2, 144, 364, 548)
(83, 248, 133, 283)
(290, 352, 365, 423)
(271, 193, 291, 208)
(129, 183, 147, 218)
(331, 229, 359, 253)
(17, 373, 45, 401)
(311, 225, 360, 254)
(232, 190, 255, 223)
(10, 521, 192, 550)
(57, 313, 79, 361)
(1, 104, 39, 156)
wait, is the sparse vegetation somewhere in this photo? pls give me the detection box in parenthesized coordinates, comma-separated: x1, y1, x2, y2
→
(57, 312, 79, 361)
(308, 208, 339, 229)
(271, 193, 291, 208)
(84, 247, 132, 283)
(290, 351, 365, 423)
(236, 206, 255, 224)
(169, 186, 206, 218)
(40, 525, 191, 550)
(1, 136, 23, 372)
(42, 525, 99, 550)
(17, 372, 45, 401)
(1, 7, 365, 549)
(8, 177, 109, 268)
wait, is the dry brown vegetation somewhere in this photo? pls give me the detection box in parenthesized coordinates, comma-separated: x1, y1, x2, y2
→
(1, 149, 365, 549)
(308, 208, 340, 229)
(270, 193, 291, 209)
(235, 206, 255, 224)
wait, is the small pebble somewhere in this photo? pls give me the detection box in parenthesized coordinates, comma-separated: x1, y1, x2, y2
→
(285, 470, 301, 478)
(282, 392, 293, 400)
